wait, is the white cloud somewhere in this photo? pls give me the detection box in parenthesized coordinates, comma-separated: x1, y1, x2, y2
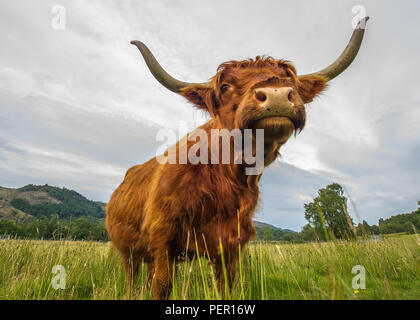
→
(0, 0, 419, 230)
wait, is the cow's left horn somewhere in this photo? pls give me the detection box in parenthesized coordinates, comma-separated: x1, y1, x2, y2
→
(303, 16, 370, 81)
(130, 40, 208, 93)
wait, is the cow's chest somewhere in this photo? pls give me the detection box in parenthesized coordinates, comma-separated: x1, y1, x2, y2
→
(177, 181, 259, 259)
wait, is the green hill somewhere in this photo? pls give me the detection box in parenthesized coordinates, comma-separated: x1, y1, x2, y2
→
(253, 220, 296, 240)
(0, 184, 105, 221)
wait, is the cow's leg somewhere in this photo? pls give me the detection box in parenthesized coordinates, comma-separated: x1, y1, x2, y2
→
(123, 250, 141, 299)
(136, 261, 154, 298)
(215, 259, 236, 297)
(144, 262, 154, 288)
(152, 249, 174, 300)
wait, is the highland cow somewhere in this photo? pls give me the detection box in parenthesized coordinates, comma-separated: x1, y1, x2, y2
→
(106, 18, 369, 299)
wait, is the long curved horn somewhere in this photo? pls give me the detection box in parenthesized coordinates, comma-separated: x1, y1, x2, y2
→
(304, 17, 370, 81)
(130, 40, 208, 93)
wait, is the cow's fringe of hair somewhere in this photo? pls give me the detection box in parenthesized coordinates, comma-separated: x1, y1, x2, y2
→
(214, 56, 299, 84)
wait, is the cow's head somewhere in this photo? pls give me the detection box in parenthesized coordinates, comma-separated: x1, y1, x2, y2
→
(131, 17, 369, 148)
(179, 58, 326, 146)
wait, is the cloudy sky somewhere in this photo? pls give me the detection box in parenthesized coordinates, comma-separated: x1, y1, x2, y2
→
(1, 0, 419, 231)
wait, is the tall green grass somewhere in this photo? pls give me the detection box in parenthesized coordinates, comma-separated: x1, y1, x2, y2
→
(0, 235, 419, 300)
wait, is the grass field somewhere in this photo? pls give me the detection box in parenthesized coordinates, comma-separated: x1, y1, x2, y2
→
(1, 235, 420, 300)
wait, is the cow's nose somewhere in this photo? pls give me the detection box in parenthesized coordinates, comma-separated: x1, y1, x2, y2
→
(255, 87, 295, 118)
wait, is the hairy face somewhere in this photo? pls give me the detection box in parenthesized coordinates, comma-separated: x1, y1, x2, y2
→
(181, 57, 327, 144)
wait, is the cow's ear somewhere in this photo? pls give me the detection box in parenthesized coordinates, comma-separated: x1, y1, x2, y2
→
(180, 84, 218, 116)
(297, 75, 327, 104)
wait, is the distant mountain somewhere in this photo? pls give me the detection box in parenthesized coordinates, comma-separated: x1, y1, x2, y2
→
(253, 221, 295, 233)
(253, 220, 296, 240)
(0, 184, 105, 221)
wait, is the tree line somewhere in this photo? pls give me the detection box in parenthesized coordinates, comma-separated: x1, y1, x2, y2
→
(1, 183, 418, 243)
(0, 215, 108, 241)
(259, 183, 419, 242)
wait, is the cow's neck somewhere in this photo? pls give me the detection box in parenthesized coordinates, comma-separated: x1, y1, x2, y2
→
(195, 120, 282, 187)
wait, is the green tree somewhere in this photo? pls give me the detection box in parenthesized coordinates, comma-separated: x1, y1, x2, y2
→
(299, 224, 318, 242)
(262, 226, 274, 242)
(304, 183, 355, 240)
(357, 220, 373, 238)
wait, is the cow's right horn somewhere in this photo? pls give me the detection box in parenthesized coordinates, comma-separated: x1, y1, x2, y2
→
(130, 40, 208, 93)
(303, 16, 370, 81)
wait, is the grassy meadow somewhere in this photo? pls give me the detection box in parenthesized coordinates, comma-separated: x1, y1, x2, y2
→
(1, 235, 420, 300)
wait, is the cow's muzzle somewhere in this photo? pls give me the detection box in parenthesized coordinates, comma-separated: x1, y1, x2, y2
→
(255, 87, 294, 119)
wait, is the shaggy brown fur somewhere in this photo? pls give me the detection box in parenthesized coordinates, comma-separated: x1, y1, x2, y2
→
(106, 57, 327, 299)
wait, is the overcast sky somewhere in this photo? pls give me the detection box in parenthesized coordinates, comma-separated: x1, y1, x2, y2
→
(1, 0, 419, 231)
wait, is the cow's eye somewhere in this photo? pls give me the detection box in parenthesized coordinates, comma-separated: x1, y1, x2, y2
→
(220, 84, 229, 93)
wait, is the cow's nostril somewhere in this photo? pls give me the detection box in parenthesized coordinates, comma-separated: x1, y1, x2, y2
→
(255, 91, 267, 102)
(288, 89, 294, 102)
